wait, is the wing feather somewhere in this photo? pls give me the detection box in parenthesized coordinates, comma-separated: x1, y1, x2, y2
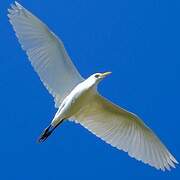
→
(72, 94, 178, 171)
(8, 2, 83, 107)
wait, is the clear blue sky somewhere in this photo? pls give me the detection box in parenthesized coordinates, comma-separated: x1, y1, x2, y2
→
(0, 0, 179, 179)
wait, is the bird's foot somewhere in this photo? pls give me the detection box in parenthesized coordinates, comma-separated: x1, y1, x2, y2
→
(37, 125, 54, 143)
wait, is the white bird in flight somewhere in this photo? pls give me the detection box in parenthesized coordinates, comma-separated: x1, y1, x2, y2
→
(8, 2, 178, 171)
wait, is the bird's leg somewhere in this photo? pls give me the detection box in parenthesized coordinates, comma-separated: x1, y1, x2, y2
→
(37, 119, 64, 143)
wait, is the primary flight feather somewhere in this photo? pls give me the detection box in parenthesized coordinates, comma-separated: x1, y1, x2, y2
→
(8, 1, 178, 171)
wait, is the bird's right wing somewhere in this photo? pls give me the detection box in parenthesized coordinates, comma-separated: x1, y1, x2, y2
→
(72, 94, 178, 171)
(8, 2, 84, 108)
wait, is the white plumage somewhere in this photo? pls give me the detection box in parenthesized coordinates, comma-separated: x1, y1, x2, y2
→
(8, 1, 178, 171)
(8, 2, 83, 108)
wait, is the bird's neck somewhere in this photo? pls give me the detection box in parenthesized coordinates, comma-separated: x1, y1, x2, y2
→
(83, 78, 98, 91)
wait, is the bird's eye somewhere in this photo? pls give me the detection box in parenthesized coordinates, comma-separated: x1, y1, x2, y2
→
(95, 74, 100, 78)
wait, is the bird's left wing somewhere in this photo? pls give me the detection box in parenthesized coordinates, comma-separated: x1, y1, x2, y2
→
(72, 94, 178, 171)
(8, 2, 84, 108)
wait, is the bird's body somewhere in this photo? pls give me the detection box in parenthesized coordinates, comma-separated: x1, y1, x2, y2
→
(52, 75, 96, 126)
(8, 1, 178, 171)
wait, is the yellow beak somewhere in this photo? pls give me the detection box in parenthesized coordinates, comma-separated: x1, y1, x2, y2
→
(101, 71, 112, 78)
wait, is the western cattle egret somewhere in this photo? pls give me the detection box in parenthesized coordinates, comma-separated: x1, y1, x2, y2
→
(8, 1, 178, 171)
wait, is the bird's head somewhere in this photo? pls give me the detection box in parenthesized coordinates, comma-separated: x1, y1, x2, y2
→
(87, 72, 112, 86)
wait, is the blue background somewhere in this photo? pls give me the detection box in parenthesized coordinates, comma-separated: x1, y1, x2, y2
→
(0, 0, 179, 179)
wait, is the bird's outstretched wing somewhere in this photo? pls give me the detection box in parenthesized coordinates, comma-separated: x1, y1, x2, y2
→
(72, 94, 178, 171)
(8, 2, 84, 108)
